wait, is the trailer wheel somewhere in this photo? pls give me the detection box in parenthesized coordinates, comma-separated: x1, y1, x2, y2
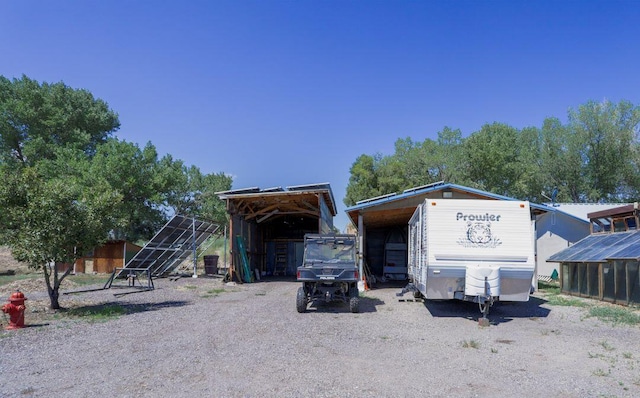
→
(296, 287, 307, 313)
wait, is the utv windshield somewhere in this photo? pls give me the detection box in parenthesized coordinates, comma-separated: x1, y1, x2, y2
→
(304, 238, 356, 264)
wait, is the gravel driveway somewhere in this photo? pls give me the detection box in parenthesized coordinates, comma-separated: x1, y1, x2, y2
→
(1, 276, 639, 397)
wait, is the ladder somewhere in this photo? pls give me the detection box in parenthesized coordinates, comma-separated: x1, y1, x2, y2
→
(274, 243, 288, 276)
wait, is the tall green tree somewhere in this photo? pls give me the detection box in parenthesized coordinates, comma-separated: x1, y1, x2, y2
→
(567, 100, 640, 202)
(89, 139, 168, 241)
(0, 75, 119, 165)
(430, 127, 467, 184)
(344, 154, 381, 206)
(510, 126, 545, 202)
(344, 100, 640, 206)
(462, 122, 520, 196)
(0, 76, 234, 308)
(156, 155, 232, 225)
(0, 76, 123, 308)
(539, 117, 581, 202)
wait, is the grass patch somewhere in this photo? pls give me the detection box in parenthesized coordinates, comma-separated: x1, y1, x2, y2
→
(538, 281, 561, 295)
(588, 352, 605, 359)
(1, 272, 109, 288)
(67, 274, 110, 286)
(66, 304, 125, 322)
(538, 281, 588, 307)
(592, 368, 611, 377)
(0, 273, 39, 287)
(202, 288, 227, 298)
(461, 339, 480, 349)
(586, 306, 640, 326)
(545, 294, 590, 307)
(539, 280, 640, 326)
(599, 340, 615, 352)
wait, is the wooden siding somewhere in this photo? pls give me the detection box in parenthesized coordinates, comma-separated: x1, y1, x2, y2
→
(56, 241, 142, 274)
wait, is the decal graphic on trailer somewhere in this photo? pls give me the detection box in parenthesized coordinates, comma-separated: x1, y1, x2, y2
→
(457, 221, 502, 248)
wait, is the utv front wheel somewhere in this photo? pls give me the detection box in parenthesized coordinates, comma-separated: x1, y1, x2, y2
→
(296, 287, 307, 313)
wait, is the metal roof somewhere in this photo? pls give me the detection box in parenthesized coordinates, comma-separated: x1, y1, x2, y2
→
(548, 203, 633, 222)
(345, 182, 554, 229)
(547, 230, 640, 263)
(217, 182, 337, 217)
(117, 214, 220, 277)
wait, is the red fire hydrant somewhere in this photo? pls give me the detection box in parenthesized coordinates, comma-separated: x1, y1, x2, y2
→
(2, 290, 27, 330)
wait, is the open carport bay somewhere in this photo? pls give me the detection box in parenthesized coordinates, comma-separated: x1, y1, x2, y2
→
(1, 278, 639, 397)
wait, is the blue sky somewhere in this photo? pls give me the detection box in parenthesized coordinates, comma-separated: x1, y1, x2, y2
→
(2, 1, 639, 231)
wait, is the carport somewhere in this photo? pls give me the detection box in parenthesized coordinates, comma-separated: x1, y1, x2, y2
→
(217, 183, 337, 279)
(345, 181, 549, 283)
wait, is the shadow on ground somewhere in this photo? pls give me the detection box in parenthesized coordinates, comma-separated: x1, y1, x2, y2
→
(65, 300, 191, 318)
(422, 296, 551, 325)
(306, 296, 385, 314)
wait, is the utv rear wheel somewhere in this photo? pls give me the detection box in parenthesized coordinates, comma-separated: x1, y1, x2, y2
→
(296, 287, 307, 313)
(348, 285, 360, 313)
(349, 296, 359, 313)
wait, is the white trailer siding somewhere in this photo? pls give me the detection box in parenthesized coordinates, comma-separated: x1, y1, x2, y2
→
(408, 199, 535, 302)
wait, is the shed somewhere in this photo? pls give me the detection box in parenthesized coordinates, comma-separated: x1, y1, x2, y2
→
(217, 183, 337, 279)
(57, 240, 142, 274)
(345, 181, 554, 283)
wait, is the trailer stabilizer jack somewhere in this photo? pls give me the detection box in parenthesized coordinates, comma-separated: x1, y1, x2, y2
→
(396, 283, 418, 297)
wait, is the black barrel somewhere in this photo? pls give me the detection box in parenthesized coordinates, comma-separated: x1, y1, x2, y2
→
(204, 255, 219, 275)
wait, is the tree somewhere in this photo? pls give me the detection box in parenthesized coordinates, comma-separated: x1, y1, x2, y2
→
(509, 126, 545, 202)
(462, 122, 520, 195)
(428, 127, 468, 185)
(344, 154, 381, 206)
(89, 139, 168, 241)
(156, 154, 232, 225)
(0, 75, 121, 309)
(1, 75, 233, 308)
(0, 156, 121, 309)
(344, 100, 640, 206)
(567, 100, 640, 202)
(539, 117, 581, 202)
(0, 75, 119, 165)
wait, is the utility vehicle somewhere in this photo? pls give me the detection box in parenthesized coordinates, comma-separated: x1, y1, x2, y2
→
(296, 234, 359, 313)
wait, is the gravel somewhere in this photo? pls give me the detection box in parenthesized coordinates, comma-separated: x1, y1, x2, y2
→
(1, 276, 640, 397)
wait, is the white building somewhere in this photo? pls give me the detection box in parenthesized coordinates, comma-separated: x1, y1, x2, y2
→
(535, 203, 631, 280)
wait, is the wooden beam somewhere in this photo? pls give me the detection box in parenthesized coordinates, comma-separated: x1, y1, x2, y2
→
(257, 209, 280, 223)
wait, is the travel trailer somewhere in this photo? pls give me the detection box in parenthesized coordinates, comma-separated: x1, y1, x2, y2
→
(400, 199, 535, 321)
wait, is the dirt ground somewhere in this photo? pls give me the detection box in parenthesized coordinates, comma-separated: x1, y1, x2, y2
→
(1, 271, 640, 398)
(0, 246, 28, 273)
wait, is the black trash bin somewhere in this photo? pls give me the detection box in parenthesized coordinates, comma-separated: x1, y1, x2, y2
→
(204, 255, 219, 275)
